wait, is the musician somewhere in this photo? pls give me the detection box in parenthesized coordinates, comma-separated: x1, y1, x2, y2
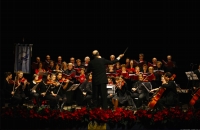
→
(35, 62, 46, 80)
(86, 50, 124, 109)
(82, 56, 90, 73)
(112, 77, 136, 110)
(11, 71, 27, 106)
(54, 72, 69, 110)
(78, 73, 93, 107)
(151, 72, 179, 110)
(131, 74, 151, 109)
(163, 55, 177, 74)
(43, 55, 51, 71)
(3, 72, 21, 107)
(29, 74, 41, 107)
(37, 73, 59, 109)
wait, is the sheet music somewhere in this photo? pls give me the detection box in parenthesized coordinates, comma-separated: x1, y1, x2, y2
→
(107, 84, 115, 94)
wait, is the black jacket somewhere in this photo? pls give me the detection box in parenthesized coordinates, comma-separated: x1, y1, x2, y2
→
(87, 57, 119, 85)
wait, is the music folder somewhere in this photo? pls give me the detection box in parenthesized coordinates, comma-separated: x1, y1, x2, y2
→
(185, 71, 199, 80)
(67, 84, 80, 91)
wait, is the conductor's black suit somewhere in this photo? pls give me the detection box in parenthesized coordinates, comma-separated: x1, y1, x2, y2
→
(87, 57, 120, 109)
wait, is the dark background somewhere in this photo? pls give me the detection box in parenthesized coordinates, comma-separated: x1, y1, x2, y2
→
(1, 1, 200, 91)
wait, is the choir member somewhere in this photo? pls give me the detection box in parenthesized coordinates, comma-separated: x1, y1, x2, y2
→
(35, 62, 46, 80)
(163, 55, 177, 74)
(127, 59, 135, 74)
(43, 55, 51, 71)
(31, 57, 41, 72)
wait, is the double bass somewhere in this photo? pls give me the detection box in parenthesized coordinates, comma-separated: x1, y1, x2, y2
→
(189, 87, 200, 106)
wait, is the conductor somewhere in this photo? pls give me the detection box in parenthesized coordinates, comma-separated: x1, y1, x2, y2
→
(87, 50, 124, 109)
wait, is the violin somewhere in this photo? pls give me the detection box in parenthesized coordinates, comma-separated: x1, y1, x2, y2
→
(189, 87, 200, 106)
(47, 80, 58, 85)
(35, 79, 42, 83)
(59, 79, 69, 83)
(19, 77, 30, 85)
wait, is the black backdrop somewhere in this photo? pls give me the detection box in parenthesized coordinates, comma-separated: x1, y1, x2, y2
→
(1, 1, 200, 90)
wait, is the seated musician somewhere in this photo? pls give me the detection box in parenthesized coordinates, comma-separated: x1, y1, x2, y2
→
(54, 72, 69, 110)
(37, 73, 59, 109)
(29, 74, 41, 107)
(163, 55, 177, 74)
(131, 74, 151, 109)
(78, 73, 93, 107)
(150, 72, 179, 110)
(127, 59, 135, 74)
(35, 62, 46, 80)
(3, 72, 21, 107)
(112, 77, 136, 110)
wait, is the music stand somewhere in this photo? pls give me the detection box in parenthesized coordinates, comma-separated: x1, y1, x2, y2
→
(67, 84, 80, 91)
(185, 71, 198, 80)
(107, 84, 115, 95)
